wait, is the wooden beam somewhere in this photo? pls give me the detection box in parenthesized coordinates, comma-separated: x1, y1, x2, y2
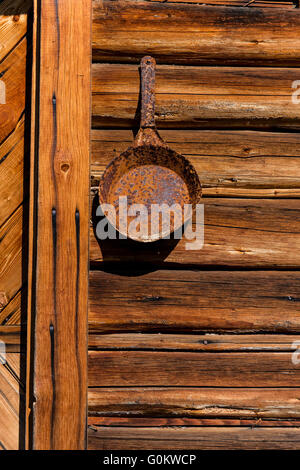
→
(90, 199, 300, 268)
(88, 351, 300, 387)
(92, 64, 300, 130)
(144, 0, 296, 7)
(92, 1, 300, 66)
(88, 333, 300, 352)
(91, 129, 300, 197)
(88, 417, 300, 427)
(88, 425, 300, 450)
(26, 0, 91, 450)
(88, 387, 300, 418)
(89, 270, 300, 333)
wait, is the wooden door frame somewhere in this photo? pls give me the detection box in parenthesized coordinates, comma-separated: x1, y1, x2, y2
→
(26, 0, 92, 450)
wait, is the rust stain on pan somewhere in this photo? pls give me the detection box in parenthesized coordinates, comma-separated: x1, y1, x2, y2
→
(99, 56, 201, 242)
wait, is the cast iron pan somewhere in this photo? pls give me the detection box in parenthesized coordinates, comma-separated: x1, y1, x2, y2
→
(99, 56, 201, 242)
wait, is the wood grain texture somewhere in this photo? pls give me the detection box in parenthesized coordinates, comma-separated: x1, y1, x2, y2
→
(88, 425, 300, 449)
(88, 350, 300, 387)
(88, 387, 300, 418)
(27, 0, 91, 450)
(0, 117, 25, 228)
(0, 0, 31, 63)
(88, 333, 300, 352)
(92, 64, 300, 129)
(0, 353, 21, 450)
(0, 38, 26, 143)
(88, 416, 300, 427)
(92, 0, 300, 65)
(0, 206, 23, 309)
(89, 270, 300, 333)
(89, 0, 300, 450)
(0, 290, 21, 327)
(90, 198, 300, 268)
(0, 326, 20, 352)
(145, 0, 296, 7)
(91, 129, 300, 197)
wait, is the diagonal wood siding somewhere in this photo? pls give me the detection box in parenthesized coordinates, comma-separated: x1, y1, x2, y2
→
(0, 0, 32, 450)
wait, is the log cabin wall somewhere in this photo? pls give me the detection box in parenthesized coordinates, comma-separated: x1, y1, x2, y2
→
(88, 0, 300, 449)
(1, 0, 300, 451)
(0, 0, 32, 450)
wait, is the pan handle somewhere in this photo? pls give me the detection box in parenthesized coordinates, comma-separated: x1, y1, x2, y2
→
(140, 56, 156, 129)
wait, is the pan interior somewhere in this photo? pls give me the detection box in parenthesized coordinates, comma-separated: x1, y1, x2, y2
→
(100, 145, 201, 241)
(110, 164, 190, 209)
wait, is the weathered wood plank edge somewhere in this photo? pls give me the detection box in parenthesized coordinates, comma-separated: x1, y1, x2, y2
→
(92, 1, 300, 66)
(88, 386, 300, 419)
(88, 333, 300, 352)
(89, 269, 300, 333)
(89, 198, 300, 267)
(26, 0, 91, 450)
(142, 0, 297, 7)
(88, 350, 300, 387)
(87, 425, 300, 449)
(88, 417, 300, 427)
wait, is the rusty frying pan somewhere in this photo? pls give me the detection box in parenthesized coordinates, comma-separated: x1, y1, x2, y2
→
(99, 56, 201, 242)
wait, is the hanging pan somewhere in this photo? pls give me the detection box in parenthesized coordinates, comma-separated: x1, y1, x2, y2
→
(99, 56, 201, 242)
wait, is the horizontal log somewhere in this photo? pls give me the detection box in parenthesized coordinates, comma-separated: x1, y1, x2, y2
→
(89, 333, 300, 352)
(93, 64, 300, 95)
(0, 117, 25, 227)
(88, 387, 300, 418)
(88, 417, 300, 427)
(88, 425, 300, 449)
(0, 38, 26, 143)
(146, 0, 296, 7)
(92, 128, 300, 158)
(92, 1, 300, 66)
(90, 198, 300, 267)
(92, 64, 300, 129)
(92, 129, 300, 197)
(89, 270, 300, 333)
(88, 350, 300, 386)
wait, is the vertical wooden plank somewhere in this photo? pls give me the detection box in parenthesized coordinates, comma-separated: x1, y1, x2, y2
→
(27, 0, 91, 450)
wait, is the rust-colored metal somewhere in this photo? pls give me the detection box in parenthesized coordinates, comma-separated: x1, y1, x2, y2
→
(99, 56, 201, 242)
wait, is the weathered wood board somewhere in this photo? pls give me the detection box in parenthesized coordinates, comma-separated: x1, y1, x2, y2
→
(26, 0, 91, 450)
(88, 0, 300, 450)
(0, 353, 22, 450)
(88, 333, 300, 352)
(90, 198, 300, 267)
(91, 129, 300, 197)
(89, 270, 300, 333)
(146, 0, 296, 6)
(92, 64, 300, 129)
(0, 0, 32, 448)
(88, 426, 300, 450)
(92, 1, 300, 65)
(88, 387, 300, 418)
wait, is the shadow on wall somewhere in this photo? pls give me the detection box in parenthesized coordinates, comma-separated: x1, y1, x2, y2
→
(91, 59, 184, 276)
(91, 192, 181, 276)
(1, 0, 33, 16)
